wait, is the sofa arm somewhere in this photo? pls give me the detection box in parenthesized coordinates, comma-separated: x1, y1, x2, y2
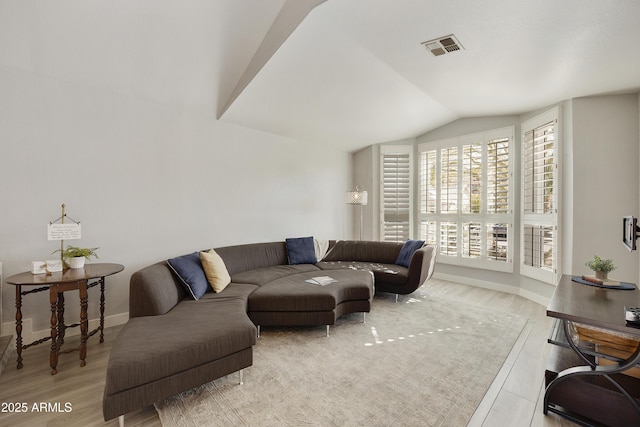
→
(129, 262, 186, 318)
(405, 244, 437, 291)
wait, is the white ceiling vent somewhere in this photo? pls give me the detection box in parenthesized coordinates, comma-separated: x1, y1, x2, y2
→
(421, 34, 464, 56)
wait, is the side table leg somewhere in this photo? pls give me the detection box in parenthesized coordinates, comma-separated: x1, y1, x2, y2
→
(15, 286, 23, 369)
(57, 292, 65, 346)
(49, 286, 59, 375)
(79, 280, 88, 367)
(99, 278, 105, 343)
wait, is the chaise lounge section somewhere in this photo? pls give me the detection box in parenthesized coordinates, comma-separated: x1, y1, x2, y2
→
(103, 239, 436, 424)
(318, 240, 437, 299)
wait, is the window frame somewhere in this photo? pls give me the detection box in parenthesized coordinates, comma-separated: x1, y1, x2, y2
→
(418, 127, 515, 273)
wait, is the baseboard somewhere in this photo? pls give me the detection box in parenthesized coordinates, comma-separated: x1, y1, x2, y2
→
(518, 287, 550, 307)
(432, 272, 551, 307)
(0, 312, 129, 346)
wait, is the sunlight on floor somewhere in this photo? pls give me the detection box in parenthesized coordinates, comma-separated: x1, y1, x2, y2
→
(364, 324, 463, 347)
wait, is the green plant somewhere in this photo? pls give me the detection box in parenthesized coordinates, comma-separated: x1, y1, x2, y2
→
(53, 245, 99, 261)
(585, 255, 616, 273)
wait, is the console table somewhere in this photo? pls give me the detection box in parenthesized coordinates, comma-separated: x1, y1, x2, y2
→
(6, 263, 124, 374)
(545, 274, 640, 425)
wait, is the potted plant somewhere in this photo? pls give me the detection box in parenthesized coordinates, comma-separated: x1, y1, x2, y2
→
(53, 245, 99, 269)
(585, 255, 615, 280)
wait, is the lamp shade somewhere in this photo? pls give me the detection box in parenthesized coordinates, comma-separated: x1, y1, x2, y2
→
(346, 188, 368, 205)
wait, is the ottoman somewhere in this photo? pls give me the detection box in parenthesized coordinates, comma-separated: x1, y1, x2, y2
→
(247, 269, 374, 336)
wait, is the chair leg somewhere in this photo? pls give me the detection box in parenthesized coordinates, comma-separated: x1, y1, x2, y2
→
(395, 294, 399, 303)
(119, 415, 124, 427)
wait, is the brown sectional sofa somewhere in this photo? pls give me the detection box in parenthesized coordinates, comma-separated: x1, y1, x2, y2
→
(103, 240, 436, 423)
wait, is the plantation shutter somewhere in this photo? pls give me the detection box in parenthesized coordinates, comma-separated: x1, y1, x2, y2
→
(521, 107, 559, 284)
(487, 138, 510, 214)
(523, 121, 555, 214)
(420, 220, 437, 245)
(439, 221, 457, 256)
(487, 223, 508, 261)
(420, 150, 437, 215)
(523, 225, 555, 271)
(381, 148, 412, 242)
(462, 144, 482, 214)
(463, 222, 481, 258)
(440, 147, 458, 214)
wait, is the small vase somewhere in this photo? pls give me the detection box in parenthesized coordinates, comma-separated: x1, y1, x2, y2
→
(594, 270, 607, 280)
(67, 256, 86, 269)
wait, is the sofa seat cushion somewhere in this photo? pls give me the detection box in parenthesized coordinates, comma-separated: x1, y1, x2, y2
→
(231, 264, 320, 286)
(316, 261, 408, 285)
(248, 270, 373, 313)
(105, 283, 258, 396)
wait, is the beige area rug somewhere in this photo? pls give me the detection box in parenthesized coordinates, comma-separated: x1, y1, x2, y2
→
(155, 287, 527, 427)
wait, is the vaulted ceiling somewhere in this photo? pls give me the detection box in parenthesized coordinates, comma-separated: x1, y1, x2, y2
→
(219, 0, 640, 151)
(4, 0, 639, 152)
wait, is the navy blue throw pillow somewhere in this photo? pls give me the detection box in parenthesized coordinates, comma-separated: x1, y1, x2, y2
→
(167, 252, 209, 300)
(286, 236, 317, 265)
(395, 239, 425, 267)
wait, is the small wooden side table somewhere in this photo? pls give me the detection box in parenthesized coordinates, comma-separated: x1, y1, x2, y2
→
(6, 263, 124, 374)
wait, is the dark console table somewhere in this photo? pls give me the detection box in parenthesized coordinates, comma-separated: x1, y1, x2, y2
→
(6, 263, 124, 374)
(545, 274, 640, 426)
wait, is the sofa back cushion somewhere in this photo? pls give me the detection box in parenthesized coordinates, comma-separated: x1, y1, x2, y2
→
(215, 242, 289, 275)
(322, 240, 402, 264)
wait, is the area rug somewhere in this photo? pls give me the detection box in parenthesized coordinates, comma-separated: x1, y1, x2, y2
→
(155, 289, 527, 427)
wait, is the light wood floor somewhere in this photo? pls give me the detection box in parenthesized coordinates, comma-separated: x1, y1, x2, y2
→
(0, 279, 576, 426)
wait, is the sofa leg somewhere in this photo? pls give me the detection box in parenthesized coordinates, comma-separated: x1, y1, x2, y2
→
(119, 415, 124, 427)
(363, 312, 366, 323)
(326, 325, 330, 337)
(257, 325, 260, 338)
(239, 369, 244, 385)
(395, 294, 399, 303)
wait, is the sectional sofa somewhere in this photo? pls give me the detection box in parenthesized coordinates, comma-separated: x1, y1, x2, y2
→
(103, 239, 436, 424)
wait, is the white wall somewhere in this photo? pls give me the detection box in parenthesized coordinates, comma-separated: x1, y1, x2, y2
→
(0, 1, 354, 339)
(570, 94, 640, 283)
(350, 146, 376, 240)
(0, 68, 351, 338)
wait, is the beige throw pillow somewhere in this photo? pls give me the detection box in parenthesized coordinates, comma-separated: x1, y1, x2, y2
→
(199, 249, 231, 293)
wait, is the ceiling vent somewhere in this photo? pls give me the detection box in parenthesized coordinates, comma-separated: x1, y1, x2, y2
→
(421, 34, 464, 56)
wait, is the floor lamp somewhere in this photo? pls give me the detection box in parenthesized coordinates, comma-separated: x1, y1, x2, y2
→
(346, 187, 368, 240)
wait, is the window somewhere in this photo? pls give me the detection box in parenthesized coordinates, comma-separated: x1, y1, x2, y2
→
(380, 146, 413, 242)
(521, 107, 560, 284)
(418, 127, 514, 272)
